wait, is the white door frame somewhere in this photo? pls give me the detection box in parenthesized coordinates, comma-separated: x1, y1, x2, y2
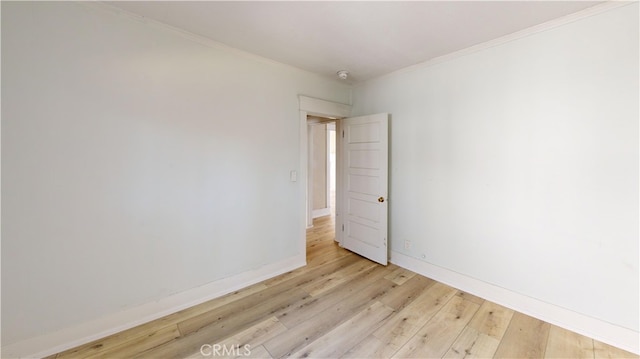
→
(298, 96, 351, 257)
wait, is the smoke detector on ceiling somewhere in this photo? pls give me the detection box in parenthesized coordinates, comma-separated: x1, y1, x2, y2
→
(337, 70, 349, 80)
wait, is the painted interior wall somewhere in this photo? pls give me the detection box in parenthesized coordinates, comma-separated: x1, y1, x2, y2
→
(311, 124, 328, 211)
(1, 2, 350, 346)
(352, 3, 639, 333)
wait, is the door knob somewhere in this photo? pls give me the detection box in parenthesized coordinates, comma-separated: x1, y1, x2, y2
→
(378, 197, 385, 203)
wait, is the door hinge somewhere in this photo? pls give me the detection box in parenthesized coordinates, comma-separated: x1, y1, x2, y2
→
(342, 224, 344, 231)
(342, 130, 345, 138)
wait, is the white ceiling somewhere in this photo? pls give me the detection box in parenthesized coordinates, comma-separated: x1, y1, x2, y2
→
(106, 1, 602, 83)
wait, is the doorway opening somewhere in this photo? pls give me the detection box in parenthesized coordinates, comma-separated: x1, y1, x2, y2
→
(298, 96, 389, 266)
(297, 95, 350, 263)
(309, 120, 336, 220)
(307, 117, 338, 254)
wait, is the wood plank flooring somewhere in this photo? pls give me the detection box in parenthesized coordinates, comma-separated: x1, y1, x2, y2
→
(53, 215, 638, 359)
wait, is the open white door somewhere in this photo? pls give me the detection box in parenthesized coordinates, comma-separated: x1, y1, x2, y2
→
(341, 113, 388, 265)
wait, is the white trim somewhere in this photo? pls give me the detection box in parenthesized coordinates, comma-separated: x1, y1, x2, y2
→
(1, 254, 306, 359)
(312, 208, 331, 218)
(390, 250, 640, 355)
(299, 95, 351, 118)
(299, 97, 351, 247)
(355, 1, 634, 89)
(306, 122, 315, 228)
(334, 120, 344, 245)
(325, 125, 333, 215)
(299, 111, 313, 233)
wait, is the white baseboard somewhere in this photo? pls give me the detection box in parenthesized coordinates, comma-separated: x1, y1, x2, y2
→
(2, 254, 306, 359)
(312, 208, 331, 218)
(390, 250, 639, 355)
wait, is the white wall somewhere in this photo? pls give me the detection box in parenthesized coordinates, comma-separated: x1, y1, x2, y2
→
(353, 2, 638, 335)
(1, 2, 350, 347)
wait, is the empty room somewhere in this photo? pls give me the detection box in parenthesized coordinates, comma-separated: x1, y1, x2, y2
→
(1, 1, 638, 358)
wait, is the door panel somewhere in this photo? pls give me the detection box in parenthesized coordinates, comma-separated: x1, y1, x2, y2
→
(347, 198, 379, 223)
(342, 113, 389, 265)
(348, 174, 380, 195)
(349, 149, 381, 169)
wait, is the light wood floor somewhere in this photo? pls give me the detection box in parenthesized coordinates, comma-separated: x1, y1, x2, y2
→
(52, 215, 637, 359)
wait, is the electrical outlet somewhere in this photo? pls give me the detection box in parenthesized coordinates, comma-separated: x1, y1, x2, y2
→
(404, 240, 411, 250)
